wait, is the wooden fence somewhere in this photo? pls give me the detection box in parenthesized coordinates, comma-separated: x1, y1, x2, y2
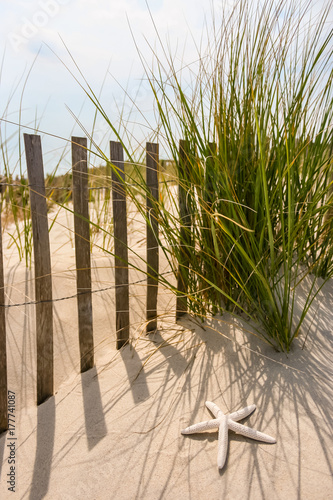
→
(0, 134, 189, 431)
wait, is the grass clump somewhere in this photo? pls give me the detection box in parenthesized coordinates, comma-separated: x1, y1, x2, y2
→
(136, 0, 333, 351)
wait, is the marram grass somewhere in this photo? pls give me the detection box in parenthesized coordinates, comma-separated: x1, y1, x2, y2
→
(132, 0, 333, 351)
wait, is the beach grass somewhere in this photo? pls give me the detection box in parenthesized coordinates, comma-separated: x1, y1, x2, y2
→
(124, 0, 333, 351)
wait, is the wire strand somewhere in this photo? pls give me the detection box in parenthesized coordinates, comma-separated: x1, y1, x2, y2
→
(1, 271, 174, 308)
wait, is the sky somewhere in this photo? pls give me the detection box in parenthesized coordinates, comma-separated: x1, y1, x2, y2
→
(0, 0, 224, 174)
(0, 0, 332, 175)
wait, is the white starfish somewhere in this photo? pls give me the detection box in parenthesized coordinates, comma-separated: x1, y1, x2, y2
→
(181, 401, 276, 470)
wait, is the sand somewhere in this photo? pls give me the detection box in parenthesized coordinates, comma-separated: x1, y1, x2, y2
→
(0, 204, 332, 499)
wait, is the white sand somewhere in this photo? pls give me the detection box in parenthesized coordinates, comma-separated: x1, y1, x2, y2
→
(0, 205, 332, 499)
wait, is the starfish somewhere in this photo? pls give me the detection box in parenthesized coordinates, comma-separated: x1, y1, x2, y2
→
(181, 401, 276, 470)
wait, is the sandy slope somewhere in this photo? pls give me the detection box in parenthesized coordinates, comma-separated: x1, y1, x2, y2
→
(0, 205, 332, 499)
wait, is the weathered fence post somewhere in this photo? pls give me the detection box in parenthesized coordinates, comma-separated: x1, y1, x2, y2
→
(146, 143, 159, 333)
(24, 134, 53, 405)
(0, 204, 8, 432)
(72, 137, 94, 372)
(204, 142, 217, 210)
(110, 141, 130, 349)
(176, 139, 191, 320)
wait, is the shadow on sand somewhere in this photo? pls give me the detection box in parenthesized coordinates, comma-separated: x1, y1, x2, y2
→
(29, 397, 55, 500)
(0, 431, 6, 484)
(81, 366, 108, 451)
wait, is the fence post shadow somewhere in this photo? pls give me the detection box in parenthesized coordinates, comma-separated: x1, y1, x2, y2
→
(81, 367, 107, 451)
(148, 330, 188, 377)
(29, 397, 55, 500)
(0, 432, 5, 483)
(120, 345, 150, 404)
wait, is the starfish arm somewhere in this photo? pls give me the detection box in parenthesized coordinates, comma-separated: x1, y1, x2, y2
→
(205, 401, 223, 418)
(229, 404, 256, 422)
(217, 416, 229, 470)
(181, 419, 219, 435)
(228, 420, 276, 443)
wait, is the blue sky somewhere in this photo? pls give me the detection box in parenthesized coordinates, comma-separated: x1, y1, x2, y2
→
(0, 0, 331, 175)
